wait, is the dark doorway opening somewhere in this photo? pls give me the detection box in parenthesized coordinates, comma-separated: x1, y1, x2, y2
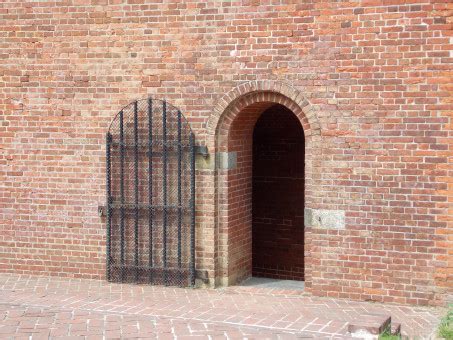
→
(252, 104, 305, 281)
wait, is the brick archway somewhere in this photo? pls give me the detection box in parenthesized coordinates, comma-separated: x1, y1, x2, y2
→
(206, 81, 321, 142)
(206, 81, 322, 288)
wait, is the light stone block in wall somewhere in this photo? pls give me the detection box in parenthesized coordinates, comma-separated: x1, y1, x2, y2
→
(304, 208, 345, 230)
(216, 152, 237, 170)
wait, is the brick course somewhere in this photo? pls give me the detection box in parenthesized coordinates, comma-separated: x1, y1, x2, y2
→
(0, 0, 451, 306)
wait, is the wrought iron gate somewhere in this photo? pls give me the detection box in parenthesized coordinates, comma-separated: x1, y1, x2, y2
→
(106, 98, 195, 287)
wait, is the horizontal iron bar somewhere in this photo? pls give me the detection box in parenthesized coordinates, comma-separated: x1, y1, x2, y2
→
(111, 141, 191, 148)
(110, 265, 190, 272)
(108, 203, 188, 210)
(110, 151, 187, 158)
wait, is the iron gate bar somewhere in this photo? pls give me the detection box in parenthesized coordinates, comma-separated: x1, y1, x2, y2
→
(177, 110, 182, 279)
(190, 132, 195, 286)
(106, 133, 112, 281)
(147, 98, 153, 282)
(133, 101, 139, 282)
(119, 109, 125, 282)
(162, 100, 168, 285)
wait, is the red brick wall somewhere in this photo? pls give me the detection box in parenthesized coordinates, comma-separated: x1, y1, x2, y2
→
(0, 1, 451, 306)
(252, 105, 305, 280)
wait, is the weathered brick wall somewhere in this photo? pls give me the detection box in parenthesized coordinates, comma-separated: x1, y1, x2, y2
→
(0, 1, 451, 306)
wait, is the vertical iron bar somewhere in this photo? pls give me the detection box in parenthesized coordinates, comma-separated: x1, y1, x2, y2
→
(189, 132, 195, 287)
(162, 100, 168, 285)
(147, 98, 153, 283)
(134, 101, 139, 282)
(119, 110, 125, 282)
(106, 133, 112, 281)
(177, 110, 182, 285)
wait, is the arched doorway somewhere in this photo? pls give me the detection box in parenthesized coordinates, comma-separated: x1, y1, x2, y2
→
(206, 82, 321, 288)
(252, 104, 305, 281)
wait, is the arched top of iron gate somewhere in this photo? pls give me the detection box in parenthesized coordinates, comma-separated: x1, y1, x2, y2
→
(108, 98, 193, 138)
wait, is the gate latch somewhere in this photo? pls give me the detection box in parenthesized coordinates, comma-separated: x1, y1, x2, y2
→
(98, 205, 107, 217)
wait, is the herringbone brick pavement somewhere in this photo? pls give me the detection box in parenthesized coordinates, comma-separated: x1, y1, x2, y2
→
(0, 274, 444, 339)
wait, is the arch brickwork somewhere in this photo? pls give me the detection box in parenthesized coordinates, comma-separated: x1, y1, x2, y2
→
(206, 80, 321, 141)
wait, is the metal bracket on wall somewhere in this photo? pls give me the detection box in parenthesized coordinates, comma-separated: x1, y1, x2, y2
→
(98, 205, 107, 217)
(195, 145, 209, 158)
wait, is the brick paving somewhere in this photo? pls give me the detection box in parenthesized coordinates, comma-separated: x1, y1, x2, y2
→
(0, 274, 444, 339)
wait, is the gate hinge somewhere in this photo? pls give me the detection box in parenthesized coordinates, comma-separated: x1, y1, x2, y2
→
(195, 145, 208, 158)
(196, 270, 209, 284)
